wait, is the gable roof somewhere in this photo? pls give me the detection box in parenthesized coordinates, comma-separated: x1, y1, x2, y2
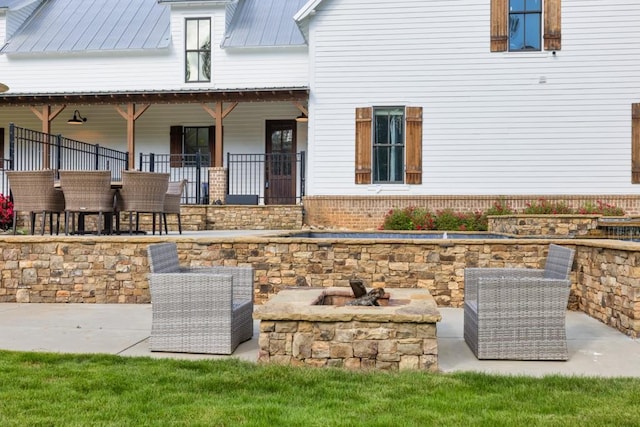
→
(222, 0, 307, 48)
(1, 0, 170, 54)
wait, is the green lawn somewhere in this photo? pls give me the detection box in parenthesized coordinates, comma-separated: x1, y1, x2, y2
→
(1, 351, 639, 426)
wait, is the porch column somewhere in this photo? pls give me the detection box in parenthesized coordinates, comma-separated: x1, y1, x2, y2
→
(208, 167, 227, 205)
(201, 101, 238, 167)
(115, 102, 150, 169)
(30, 104, 66, 169)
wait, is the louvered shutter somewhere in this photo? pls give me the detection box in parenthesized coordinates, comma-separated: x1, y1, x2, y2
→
(632, 104, 640, 184)
(544, 0, 561, 51)
(405, 107, 423, 184)
(490, 0, 508, 52)
(170, 126, 183, 167)
(355, 107, 372, 184)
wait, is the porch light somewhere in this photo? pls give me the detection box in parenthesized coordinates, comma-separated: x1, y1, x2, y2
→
(295, 113, 308, 122)
(67, 110, 87, 125)
(0, 82, 9, 93)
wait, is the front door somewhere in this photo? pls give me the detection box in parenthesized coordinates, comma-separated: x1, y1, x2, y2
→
(265, 120, 297, 205)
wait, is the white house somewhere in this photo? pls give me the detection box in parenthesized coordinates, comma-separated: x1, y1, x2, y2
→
(2, 0, 640, 228)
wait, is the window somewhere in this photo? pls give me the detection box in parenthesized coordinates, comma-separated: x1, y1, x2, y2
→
(509, 0, 541, 51)
(170, 125, 214, 167)
(373, 107, 405, 183)
(184, 127, 210, 155)
(185, 18, 211, 82)
(490, 0, 561, 52)
(355, 107, 423, 185)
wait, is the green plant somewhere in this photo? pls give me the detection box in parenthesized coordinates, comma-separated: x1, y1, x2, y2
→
(485, 198, 515, 216)
(577, 200, 626, 216)
(381, 206, 434, 230)
(523, 198, 574, 214)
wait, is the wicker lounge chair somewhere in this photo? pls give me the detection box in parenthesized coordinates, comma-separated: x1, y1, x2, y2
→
(463, 244, 576, 360)
(147, 242, 254, 354)
(6, 170, 65, 235)
(58, 170, 117, 235)
(119, 171, 169, 235)
(162, 179, 187, 234)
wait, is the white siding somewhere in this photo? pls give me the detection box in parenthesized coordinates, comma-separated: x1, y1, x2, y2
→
(0, 4, 308, 93)
(306, 0, 640, 196)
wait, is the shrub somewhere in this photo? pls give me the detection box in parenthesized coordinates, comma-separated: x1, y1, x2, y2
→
(381, 207, 434, 230)
(576, 200, 626, 216)
(523, 198, 573, 215)
(485, 198, 515, 216)
(0, 194, 14, 231)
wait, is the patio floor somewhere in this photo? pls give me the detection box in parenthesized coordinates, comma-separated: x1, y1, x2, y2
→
(1, 303, 638, 377)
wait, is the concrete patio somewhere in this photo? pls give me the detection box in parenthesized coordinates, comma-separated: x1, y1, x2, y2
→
(1, 303, 639, 377)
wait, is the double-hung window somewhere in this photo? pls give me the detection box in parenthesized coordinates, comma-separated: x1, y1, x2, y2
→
(509, 0, 542, 51)
(490, 0, 561, 52)
(185, 18, 211, 82)
(355, 106, 423, 185)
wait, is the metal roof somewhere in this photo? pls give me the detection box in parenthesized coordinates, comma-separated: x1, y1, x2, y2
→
(222, 0, 307, 48)
(1, 0, 170, 54)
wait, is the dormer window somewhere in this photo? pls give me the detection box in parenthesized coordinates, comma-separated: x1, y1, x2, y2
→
(185, 18, 211, 82)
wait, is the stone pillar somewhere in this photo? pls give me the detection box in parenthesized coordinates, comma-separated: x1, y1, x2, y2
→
(208, 167, 226, 205)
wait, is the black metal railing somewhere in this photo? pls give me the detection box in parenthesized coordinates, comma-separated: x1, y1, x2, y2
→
(227, 151, 305, 204)
(8, 123, 129, 180)
(138, 152, 211, 205)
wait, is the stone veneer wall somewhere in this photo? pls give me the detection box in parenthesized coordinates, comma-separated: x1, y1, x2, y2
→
(13, 205, 302, 233)
(303, 195, 640, 230)
(1, 236, 639, 337)
(488, 215, 601, 236)
(258, 319, 438, 371)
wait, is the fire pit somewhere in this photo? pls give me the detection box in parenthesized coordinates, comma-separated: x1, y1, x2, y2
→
(253, 287, 441, 371)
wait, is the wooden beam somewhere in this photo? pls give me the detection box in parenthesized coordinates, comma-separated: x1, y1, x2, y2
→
(292, 101, 308, 116)
(29, 104, 66, 169)
(200, 102, 238, 167)
(114, 103, 150, 169)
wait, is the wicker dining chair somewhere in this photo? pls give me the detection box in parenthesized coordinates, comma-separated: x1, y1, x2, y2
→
(147, 242, 254, 354)
(118, 171, 170, 235)
(6, 170, 65, 235)
(463, 244, 576, 360)
(59, 170, 116, 235)
(162, 179, 187, 234)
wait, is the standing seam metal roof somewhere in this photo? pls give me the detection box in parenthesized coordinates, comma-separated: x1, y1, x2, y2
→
(1, 0, 170, 54)
(222, 0, 307, 48)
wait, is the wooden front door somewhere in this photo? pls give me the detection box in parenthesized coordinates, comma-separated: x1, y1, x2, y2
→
(265, 120, 296, 205)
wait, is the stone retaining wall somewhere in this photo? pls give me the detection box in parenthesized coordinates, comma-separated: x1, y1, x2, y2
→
(0, 236, 638, 337)
(488, 215, 600, 236)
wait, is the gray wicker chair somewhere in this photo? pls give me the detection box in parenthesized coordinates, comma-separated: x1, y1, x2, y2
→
(147, 242, 254, 354)
(118, 171, 169, 235)
(162, 179, 187, 234)
(58, 170, 116, 235)
(463, 244, 576, 360)
(6, 170, 65, 235)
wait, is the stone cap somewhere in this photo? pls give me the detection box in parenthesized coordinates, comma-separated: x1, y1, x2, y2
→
(253, 287, 441, 323)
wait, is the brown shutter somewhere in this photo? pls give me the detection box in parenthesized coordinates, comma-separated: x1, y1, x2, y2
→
(170, 126, 183, 167)
(405, 107, 423, 185)
(208, 125, 216, 165)
(490, 0, 508, 52)
(355, 107, 372, 184)
(632, 104, 640, 184)
(544, 0, 561, 51)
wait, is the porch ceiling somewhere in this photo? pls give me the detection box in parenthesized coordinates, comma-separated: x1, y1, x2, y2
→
(0, 87, 309, 106)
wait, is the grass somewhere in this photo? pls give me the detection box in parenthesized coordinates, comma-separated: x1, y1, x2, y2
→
(1, 352, 640, 426)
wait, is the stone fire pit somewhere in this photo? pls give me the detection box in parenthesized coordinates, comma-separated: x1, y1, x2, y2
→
(253, 287, 441, 371)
